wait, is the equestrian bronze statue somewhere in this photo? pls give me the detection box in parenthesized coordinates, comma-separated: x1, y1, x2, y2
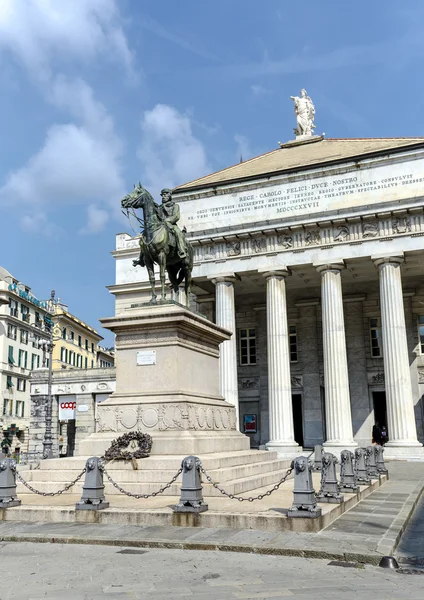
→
(121, 183, 193, 306)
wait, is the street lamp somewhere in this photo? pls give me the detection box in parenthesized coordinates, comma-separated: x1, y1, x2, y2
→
(29, 290, 63, 459)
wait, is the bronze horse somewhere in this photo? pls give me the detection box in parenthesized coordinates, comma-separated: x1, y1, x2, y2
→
(121, 183, 193, 306)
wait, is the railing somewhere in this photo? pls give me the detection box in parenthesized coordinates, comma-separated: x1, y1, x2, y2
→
(1, 447, 389, 516)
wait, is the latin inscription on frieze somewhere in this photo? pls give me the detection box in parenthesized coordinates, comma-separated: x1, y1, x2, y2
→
(179, 158, 424, 232)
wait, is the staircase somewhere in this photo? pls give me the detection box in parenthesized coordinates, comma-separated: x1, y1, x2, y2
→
(17, 450, 293, 498)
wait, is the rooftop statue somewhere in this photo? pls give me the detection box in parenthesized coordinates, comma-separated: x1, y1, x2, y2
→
(290, 89, 316, 137)
(121, 183, 193, 306)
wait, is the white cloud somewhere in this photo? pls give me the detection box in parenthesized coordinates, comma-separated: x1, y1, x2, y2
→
(0, 1, 133, 234)
(0, 0, 134, 80)
(138, 104, 211, 197)
(20, 211, 60, 238)
(0, 77, 125, 232)
(80, 204, 110, 234)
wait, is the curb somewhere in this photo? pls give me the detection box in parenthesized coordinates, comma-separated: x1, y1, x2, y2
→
(0, 533, 383, 565)
(381, 481, 424, 557)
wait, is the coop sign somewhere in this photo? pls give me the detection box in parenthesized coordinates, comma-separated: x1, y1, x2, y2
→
(59, 400, 76, 420)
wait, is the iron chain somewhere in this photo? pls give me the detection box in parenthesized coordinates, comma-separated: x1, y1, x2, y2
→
(198, 449, 315, 502)
(198, 463, 293, 502)
(103, 466, 183, 499)
(16, 468, 86, 497)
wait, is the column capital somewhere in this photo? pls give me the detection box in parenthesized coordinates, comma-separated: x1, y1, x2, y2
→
(207, 273, 240, 285)
(314, 261, 345, 275)
(371, 254, 404, 269)
(259, 267, 290, 280)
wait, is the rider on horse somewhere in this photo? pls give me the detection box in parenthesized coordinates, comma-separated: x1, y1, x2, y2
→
(158, 189, 187, 259)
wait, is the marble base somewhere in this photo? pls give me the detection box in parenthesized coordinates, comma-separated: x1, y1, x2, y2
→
(381, 445, 424, 460)
(265, 442, 301, 459)
(79, 430, 250, 457)
(80, 304, 249, 458)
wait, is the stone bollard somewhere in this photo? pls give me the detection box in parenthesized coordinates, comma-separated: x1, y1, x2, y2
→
(366, 446, 379, 478)
(0, 458, 21, 508)
(354, 448, 370, 483)
(288, 455, 322, 518)
(173, 456, 208, 513)
(316, 452, 344, 503)
(314, 444, 323, 471)
(339, 450, 358, 492)
(375, 445, 388, 474)
(76, 457, 109, 510)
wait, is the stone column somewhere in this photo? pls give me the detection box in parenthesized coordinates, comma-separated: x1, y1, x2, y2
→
(260, 269, 299, 456)
(315, 263, 356, 450)
(372, 256, 421, 451)
(210, 275, 239, 427)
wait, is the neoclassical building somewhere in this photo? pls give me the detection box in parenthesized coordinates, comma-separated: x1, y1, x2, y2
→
(112, 134, 424, 458)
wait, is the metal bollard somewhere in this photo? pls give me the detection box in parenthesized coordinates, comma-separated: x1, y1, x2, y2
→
(339, 450, 358, 492)
(366, 446, 379, 478)
(76, 457, 109, 510)
(354, 448, 370, 483)
(173, 456, 208, 513)
(313, 444, 323, 471)
(0, 458, 21, 508)
(316, 452, 344, 503)
(375, 445, 388, 474)
(287, 455, 322, 518)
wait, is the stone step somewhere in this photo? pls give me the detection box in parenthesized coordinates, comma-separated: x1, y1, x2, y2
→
(18, 450, 285, 473)
(16, 465, 293, 498)
(207, 459, 291, 483)
(17, 457, 291, 485)
(217, 468, 293, 496)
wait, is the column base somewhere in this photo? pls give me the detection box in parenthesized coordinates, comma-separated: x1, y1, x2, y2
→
(382, 443, 424, 460)
(265, 441, 301, 459)
(384, 440, 422, 447)
(323, 441, 357, 458)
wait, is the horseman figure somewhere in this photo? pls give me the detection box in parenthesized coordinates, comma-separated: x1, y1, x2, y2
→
(158, 188, 187, 259)
(121, 183, 193, 306)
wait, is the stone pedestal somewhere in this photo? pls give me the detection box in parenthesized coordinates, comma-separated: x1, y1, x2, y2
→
(78, 303, 248, 457)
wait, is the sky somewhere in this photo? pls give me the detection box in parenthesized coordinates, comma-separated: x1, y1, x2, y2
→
(1, 0, 424, 346)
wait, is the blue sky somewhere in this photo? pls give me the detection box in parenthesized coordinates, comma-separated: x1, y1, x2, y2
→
(1, 0, 424, 345)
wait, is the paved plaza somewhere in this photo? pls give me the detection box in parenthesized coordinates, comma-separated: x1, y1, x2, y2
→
(2, 461, 423, 564)
(0, 541, 423, 600)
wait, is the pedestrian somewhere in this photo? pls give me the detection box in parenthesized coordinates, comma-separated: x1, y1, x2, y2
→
(381, 425, 388, 446)
(372, 422, 382, 445)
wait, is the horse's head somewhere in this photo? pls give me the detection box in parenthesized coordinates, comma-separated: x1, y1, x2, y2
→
(121, 182, 156, 209)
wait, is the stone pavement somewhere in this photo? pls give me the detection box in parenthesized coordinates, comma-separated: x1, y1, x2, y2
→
(0, 541, 423, 600)
(396, 493, 424, 566)
(0, 462, 423, 565)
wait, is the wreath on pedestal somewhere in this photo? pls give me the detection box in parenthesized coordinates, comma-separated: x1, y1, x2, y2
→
(103, 432, 153, 460)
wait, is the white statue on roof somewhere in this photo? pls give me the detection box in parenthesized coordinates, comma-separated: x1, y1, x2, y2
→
(290, 89, 315, 137)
